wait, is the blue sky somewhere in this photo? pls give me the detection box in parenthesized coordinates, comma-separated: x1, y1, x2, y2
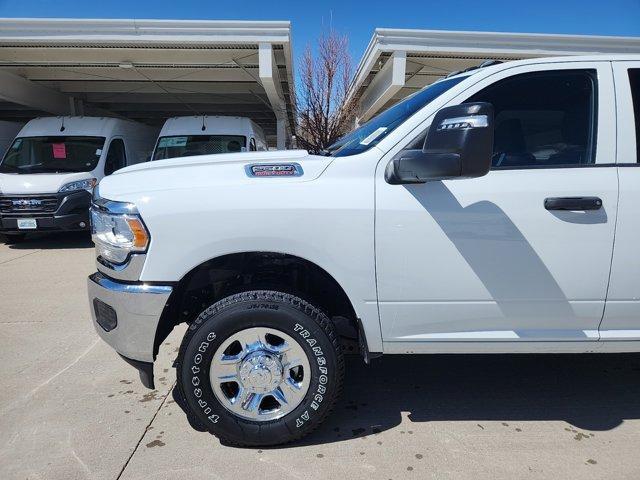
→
(0, 0, 638, 68)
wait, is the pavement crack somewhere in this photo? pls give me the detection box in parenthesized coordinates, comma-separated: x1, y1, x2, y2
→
(0, 339, 100, 417)
(0, 249, 42, 265)
(68, 431, 91, 476)
(116, 381, 175, 480)
(0, 321, 45, 324)
(28, 339, 100, 398)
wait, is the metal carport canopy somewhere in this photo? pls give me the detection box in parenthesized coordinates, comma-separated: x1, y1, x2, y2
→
(0, 18, 295, 148)
(348, 28, 640, 123)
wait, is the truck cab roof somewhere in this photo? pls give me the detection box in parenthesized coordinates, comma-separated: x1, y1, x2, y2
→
(444, 54, 640, 81)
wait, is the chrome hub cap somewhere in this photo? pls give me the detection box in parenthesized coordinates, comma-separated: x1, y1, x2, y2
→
(239, 352, 283, 393)
(210, 327, 310, 422)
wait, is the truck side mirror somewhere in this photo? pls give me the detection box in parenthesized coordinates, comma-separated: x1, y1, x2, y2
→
(385, 102, 494, 184)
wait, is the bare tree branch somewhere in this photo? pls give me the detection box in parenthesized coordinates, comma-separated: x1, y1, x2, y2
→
(296, 29, 358, 153)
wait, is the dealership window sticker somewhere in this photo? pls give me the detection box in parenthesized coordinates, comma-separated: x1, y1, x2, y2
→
(52, 143, 67, 159)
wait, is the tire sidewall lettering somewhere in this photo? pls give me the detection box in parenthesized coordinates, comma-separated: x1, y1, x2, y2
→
(188, 329, 220, 424)
(291, 323, 329, 429)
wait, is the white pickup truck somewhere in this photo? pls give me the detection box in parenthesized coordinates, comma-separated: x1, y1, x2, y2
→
(88, 55, 640, 446)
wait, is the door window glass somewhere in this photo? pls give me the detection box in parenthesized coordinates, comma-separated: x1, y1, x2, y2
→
(104, 139, 127, 175)
(467, 70, 597, 169)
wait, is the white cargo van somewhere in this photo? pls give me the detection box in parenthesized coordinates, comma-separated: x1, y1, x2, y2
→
(0, 116, 158, 241)
(0, 120, 24, 158)
(152, 116, 267, 161)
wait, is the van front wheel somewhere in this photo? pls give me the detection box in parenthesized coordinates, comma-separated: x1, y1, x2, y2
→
(174, 290, 344, 447)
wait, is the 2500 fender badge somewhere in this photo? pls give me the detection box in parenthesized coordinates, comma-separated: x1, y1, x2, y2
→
(245, 163, 304, 177)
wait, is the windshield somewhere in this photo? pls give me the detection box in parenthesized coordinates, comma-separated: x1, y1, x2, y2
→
(0, 136, 106, 174)
(153, 135, 247, 160)
(329, 76, 467, 157)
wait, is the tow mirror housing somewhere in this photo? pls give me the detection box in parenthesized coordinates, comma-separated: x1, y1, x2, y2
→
(385, 102, 494, 184)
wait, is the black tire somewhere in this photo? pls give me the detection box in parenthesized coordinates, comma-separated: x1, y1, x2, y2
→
(1, 233, 26, 244)
(174, 290, 344, 447)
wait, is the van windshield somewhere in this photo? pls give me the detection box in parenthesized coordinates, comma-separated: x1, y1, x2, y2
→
(153, 135, 247, 160)
(0, 136, 106, 174)
(328, 76, 467, 157)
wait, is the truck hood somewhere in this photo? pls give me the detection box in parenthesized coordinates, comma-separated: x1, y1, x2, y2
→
(100, 150, 334, 200)
(0, 171, 94, 195)
(116, 150, 320, 175)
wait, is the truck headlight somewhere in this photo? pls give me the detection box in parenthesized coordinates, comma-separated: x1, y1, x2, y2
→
(91, 206, 149, 265)
(59, 178, 97, 193)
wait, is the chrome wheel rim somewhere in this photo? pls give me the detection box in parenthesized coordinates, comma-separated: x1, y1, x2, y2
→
(209, 327, 311, 422)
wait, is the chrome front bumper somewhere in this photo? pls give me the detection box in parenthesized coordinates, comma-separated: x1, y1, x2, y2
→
(87, 272, 172, 363)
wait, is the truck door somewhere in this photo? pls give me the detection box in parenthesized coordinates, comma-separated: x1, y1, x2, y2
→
(375, 61, 618, 347)
(599, 62, 640, 340)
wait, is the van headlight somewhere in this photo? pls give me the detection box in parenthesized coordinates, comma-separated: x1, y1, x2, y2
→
(91, 205, 149, 265)
(59, 178, 97, 193)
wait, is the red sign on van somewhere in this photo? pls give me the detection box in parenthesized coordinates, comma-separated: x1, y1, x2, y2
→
(52, 143, 67, 159)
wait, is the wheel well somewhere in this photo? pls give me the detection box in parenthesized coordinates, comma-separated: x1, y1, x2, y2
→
(154, 252, 361, 357)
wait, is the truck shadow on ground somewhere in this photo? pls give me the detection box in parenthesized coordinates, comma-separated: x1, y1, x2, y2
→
(295, 353, 640, 447)
(4, 231, 93, 250)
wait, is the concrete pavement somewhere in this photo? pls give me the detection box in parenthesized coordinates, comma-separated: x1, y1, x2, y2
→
(1, 233, 640, 479)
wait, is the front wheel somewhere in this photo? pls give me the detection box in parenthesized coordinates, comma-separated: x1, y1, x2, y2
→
(174, 290, 344, 447)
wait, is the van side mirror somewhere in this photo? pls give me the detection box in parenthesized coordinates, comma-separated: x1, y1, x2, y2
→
(385, 102, 494, 184)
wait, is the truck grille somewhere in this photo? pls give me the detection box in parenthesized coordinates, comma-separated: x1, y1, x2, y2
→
(0, 196, 59, 214)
